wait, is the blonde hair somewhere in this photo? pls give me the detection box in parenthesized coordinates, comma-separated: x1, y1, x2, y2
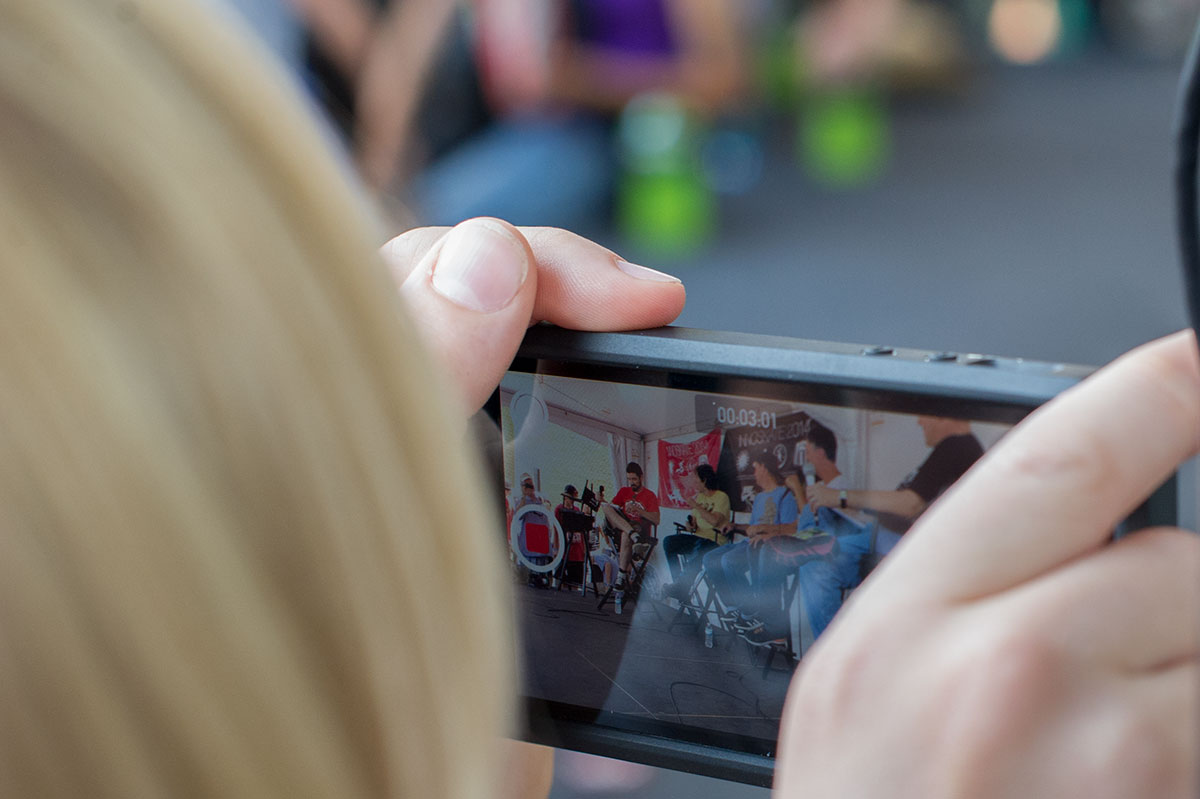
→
(0, 1, 511, 796)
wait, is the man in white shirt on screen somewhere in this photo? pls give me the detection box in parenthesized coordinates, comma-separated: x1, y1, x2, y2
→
(795, 420, 849, 495)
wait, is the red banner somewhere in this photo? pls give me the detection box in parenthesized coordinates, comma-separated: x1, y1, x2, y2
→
(658, 430, 723, 509)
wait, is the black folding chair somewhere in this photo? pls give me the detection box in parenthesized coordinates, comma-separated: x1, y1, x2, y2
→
(596, 521, 658, 613)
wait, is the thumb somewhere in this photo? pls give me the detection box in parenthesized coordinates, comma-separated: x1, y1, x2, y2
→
(396, 218, 536, 411)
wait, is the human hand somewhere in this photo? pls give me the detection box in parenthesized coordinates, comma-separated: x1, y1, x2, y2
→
(383, 218, 685, 412)
(774, 332, 1200, 798)
(751, 533, 781, 549)
(784, 473, 808, 504)
(806, 483, 838, 511)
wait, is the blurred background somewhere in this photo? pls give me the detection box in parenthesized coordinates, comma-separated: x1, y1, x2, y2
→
(216, 0, 1197, 794)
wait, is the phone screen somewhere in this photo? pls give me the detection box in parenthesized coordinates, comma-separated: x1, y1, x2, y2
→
(497, 359, 1016, 762)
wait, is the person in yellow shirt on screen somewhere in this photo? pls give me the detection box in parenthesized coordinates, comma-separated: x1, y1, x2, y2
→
(662, 463, 731, 601)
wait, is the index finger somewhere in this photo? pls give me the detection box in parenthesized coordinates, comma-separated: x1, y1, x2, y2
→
(383, 225, 686, 330)
(882, 331, 1200, 603)
(519, 227, 685, 329)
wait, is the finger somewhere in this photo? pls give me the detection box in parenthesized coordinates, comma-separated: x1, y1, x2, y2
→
(384, 226, 686, 328)
(1000, 528, 1200, 672)
(958, 662, 1200, 798)
(381, 226, 445, 281)
(393, 218, 537, 412)
(517, 227, 685, 329)
(384, 223, 685, 411)
(1114, 665, 1200, 798)
(883, 331, 1200, 603)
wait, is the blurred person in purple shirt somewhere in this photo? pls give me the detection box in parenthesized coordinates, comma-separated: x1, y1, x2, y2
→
(411, 0, 748, 228)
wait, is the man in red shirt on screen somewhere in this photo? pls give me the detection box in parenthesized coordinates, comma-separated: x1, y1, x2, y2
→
(601, 461, 661, 590)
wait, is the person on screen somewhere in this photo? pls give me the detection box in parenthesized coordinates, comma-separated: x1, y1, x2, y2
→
(515, 473, 557, 584)
(590, 537, 622, 595)
(662, 463, 731, 600)
(802, 421, 849, 493)
(554, 484, 591, 551)
(516, 472, 550, 509)
(554, 483, 579, 519)
(700, 453, 799, 624)
(740, 424, 874, 644)
(599, 461, 661, 591)
(808, 415, 983, 533)
(782, 420, 852, 514)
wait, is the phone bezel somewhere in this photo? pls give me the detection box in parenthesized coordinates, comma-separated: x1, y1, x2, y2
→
(487, 326, 1179, 787)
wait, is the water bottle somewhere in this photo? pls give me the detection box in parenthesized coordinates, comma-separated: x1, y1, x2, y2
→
(704, 623, 714, 649)
(615, 592, 624, 615)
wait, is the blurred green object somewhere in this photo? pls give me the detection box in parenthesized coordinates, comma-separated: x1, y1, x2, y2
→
(616, 93, 715, 256)
(799, 88, 890, 187)
(757, 26, 802, 112)
(617, 172, 715, 256)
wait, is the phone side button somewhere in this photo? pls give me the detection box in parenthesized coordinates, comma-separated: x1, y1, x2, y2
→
(926, 351, 958, 362)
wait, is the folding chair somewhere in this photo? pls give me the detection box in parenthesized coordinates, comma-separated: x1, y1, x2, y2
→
(754, 572, 802, 678)
(667, 525, 745, 638)
(596, 521, 658, 613)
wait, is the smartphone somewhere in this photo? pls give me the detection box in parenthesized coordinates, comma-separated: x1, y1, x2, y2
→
(485, 325, 1179, 787)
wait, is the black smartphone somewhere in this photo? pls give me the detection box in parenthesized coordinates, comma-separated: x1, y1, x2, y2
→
(484, 325, 1180, 787)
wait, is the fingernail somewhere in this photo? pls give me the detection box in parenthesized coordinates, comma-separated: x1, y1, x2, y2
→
(431, 220, 529, 312)
(616, 259, 681, 283)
